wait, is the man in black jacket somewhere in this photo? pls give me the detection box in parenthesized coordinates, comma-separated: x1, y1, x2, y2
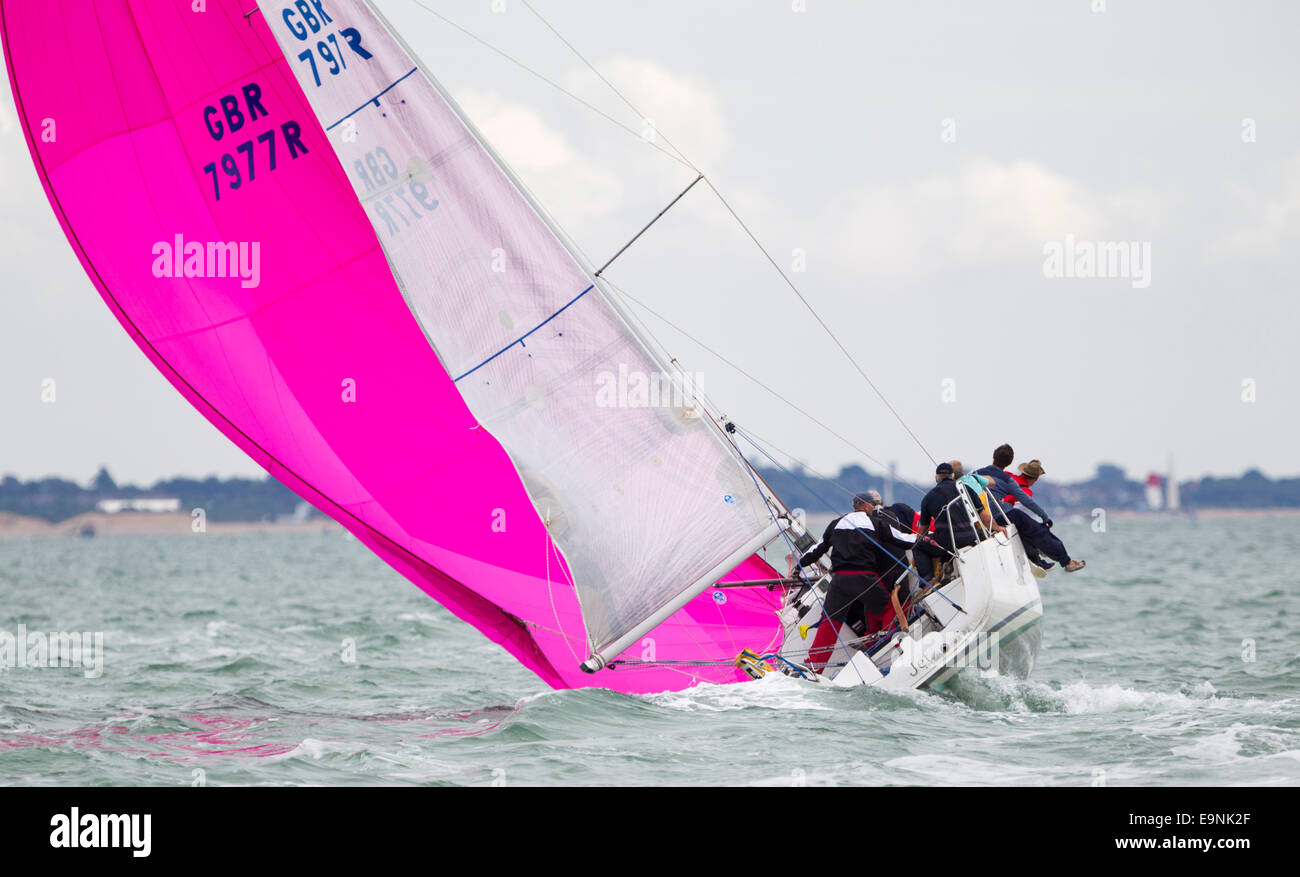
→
(792, 493, 918, 674)
(914, 462, 1003, 579)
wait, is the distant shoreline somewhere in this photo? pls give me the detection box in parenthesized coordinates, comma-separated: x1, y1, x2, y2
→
(2, 507, 1297, 542)
(0, 511, 344, 540)
(1086, 508, 1300, 520)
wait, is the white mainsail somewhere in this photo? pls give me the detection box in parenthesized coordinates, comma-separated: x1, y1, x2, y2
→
(257, 0, 776, 661)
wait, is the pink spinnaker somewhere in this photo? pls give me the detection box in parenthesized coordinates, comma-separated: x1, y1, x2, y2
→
(1, 0, 786, 692)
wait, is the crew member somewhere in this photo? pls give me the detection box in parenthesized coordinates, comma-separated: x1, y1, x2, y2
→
(1004, 460, 1086, 573)
(915, 462, 1003, 578)
(792, 493, 916, 674)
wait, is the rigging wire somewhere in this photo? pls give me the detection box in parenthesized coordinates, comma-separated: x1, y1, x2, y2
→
(392, 2, 707, 396)
(735, 424, 965, 616)
(519, 0, 699, 172)
(738, 422, 920, 509)
(595, 174, 704, 276)
(543, 522, 586, 666)
(400, 0, 695, 169)
(734, 436, 870, 685)
(515, 0, 937, 467)
(397, 0, 955, 675)
(601, 277, 930, 497)
(402, 0, 936, 472)
(702, 179, 937, 466)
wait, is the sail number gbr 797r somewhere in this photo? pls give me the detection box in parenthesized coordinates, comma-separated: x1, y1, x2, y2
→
(277, 0, 374, 88)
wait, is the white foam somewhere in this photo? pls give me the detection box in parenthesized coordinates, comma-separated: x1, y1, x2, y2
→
(395, 611, 445, 625)
(1171, 726, 1246, 762)
(1056, 681, 1198, 714)
(277, 738, 355, 761)
(646, 674, 835, 713)
(205, 620, 234, 638)
(962, 675, 1258, 716)
(884, 753, 1058, 785)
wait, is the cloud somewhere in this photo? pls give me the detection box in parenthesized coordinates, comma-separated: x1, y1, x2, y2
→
(0, 95, 49, 271)
(454, 88, 624, 222)
(457, 89, 576, 172)
(447, 59, 732, 234)
(0, 65, 14, 136)
(579, 57, 730, 171)
(1214, 152, 1300, 258)
(815, 158, 1158, 280)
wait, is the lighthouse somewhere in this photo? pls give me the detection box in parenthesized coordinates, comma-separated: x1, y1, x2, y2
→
(1145, 473, 1164, 511)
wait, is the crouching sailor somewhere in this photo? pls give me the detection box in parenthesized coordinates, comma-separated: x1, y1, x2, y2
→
(792, 492, 917, 675)
(914, 462, 1001, 580)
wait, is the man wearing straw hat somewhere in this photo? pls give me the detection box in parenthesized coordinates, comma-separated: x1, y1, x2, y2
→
(1004, 459, 1085, 574)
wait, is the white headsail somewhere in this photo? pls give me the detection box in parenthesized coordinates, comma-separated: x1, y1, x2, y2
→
(257, 0, 777, 663)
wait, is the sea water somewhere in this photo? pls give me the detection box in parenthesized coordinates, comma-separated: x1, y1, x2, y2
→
(0, 517, 1296, 786)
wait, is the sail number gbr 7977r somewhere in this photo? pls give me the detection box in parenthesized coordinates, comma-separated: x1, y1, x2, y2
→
(200, 83, 310, 203)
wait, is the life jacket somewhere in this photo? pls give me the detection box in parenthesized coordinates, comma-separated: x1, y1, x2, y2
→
(1002, 472, 1033, 507)
(958, 474, 991, 515)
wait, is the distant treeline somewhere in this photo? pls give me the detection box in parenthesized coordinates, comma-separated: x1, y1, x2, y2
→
(0, 467, 310, 523)
(2, 463, 1295, 524)
(756, 462, 1300, 515)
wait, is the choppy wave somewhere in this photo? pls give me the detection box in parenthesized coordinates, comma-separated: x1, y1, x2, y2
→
(2, 523, 1298, 785)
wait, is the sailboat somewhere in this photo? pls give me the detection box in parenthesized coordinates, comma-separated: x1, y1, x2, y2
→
(1, 0, 1042, 693)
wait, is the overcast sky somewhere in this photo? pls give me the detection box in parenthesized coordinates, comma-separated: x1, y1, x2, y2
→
(2, 0, 1296, 488)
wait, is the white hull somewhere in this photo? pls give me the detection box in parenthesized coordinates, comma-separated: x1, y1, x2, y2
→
(775, 527, 1043, 690)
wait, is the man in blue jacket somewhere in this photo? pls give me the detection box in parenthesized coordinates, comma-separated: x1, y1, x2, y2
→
(976, 444, 1053, 524)
(976, 444, 1084, 573)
